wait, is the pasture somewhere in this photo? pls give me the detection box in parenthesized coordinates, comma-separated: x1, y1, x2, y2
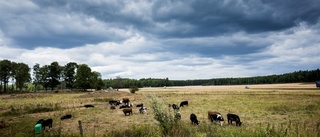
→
(0, 83, 319, 137)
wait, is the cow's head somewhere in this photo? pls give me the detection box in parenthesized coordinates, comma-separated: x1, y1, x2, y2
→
(236, 121, 242, 126)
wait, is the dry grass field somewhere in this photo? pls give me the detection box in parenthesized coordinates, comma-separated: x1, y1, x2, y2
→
(0, 83, 319, 136)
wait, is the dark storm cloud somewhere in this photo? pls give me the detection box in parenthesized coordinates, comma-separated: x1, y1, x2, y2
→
(149, 0, 320, 38)
(2, 0, 319, 50)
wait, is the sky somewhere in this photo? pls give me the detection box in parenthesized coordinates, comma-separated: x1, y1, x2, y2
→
(1, 0, 320, 80)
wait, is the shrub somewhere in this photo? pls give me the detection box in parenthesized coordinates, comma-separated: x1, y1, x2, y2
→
(129, 86, 139, 94)
(148, 94, 175, 136)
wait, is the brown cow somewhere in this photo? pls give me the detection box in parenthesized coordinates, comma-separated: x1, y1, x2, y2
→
(123, 108, 132, 116)
(122, 98, 130, 105)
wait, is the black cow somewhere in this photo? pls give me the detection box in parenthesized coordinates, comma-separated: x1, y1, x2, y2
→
(227, 113, 242, 126)
(36, 118, 53, 130)
(190, 113, 200, 125)
(210, 114, 224, 126)
(109, 100, 121, 106)
(84, 104, 95, 108)
(42, 119, 53, 130)
(123, 108, 133, 116)
(61, 114, 72, 120)
(180, 101, 188, 107)
(172, 104, 180, 110)
(136, 103, 143, 108)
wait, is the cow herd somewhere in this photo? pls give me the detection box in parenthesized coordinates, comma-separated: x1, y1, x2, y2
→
(108, 98, 148, 116)
(171, 101, 242, 127)
(110, 98, 242, 127)
(32, 98, 241, 134)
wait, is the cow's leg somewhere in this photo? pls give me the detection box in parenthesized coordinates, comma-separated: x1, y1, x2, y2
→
(220, 121, 223, 126)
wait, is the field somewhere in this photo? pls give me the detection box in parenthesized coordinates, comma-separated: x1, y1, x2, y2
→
(0, 83, 320, 137)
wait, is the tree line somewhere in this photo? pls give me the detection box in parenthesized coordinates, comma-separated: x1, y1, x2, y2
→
(0, 59, 104, 93)
(1, 59, 319, 93)
(104, 69, 320, 88)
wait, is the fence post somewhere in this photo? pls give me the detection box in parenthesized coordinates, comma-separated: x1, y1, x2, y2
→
(78, 120, 83, 137)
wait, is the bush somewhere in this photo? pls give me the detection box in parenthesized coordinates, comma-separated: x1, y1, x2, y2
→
(129, 86, 139, 94)
(148, 94, 175, 136)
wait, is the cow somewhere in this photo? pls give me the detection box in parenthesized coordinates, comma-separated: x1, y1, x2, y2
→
(123, 108, 132, 116)
(61, 114, 72, 120)
(42, 119, 53, 130)
(210, 114, 224, 126)
(207, 111, 223, 120)
(180, 101, 188, 107)
(122, 98, 130, 105)
(227, 113, 242, 126)
(109, 100, 121, 106)
(171, 104, 180, 110)
(190, 113, 200, 125)
(139, 106, 147, 114)
(84, 104, 95, 108)
(208, 111, 224, 126)
(36, 118, 53, 130)
(0, 121, 6, 129)
(136, 103, 143, 108)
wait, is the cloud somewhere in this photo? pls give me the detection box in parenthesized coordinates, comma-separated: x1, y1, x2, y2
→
(0, 0, 319, 80)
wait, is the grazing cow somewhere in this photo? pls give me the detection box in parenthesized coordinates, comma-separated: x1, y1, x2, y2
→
(210, 114, 224, 126)
(190, 113, 200, 125)
(171, 104, 180, 110)
(136, 103, 143, 108)
(207, 111, 223, 120)
(122, 98, 130, 105)
(0, 121, 6, 128)
(42, 119, 53, 130)
(139, 106, 147, 114)
(123, 108, 133, 116)
(84, 104, 95, 108)
(109, 100, 121, 106)
(61, 114, 72, 120)
(208, 111, 224, 126)
(180, 101, 188, 107)
(227, 113, 242, 126)
(36, 119, 53, 130)
(174, 112, 181, 121)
